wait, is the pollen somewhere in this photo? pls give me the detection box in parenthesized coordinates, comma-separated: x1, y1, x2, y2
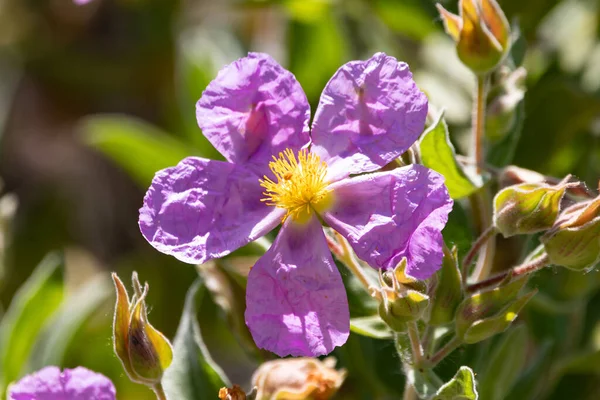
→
(260, 149, 332, 223)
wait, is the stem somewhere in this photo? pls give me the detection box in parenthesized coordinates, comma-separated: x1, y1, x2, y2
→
(467, 253, 551, 293)
(473, 75, 487, 172)
(152, 383, 167, 400)
(336, 232, 372, 290)
(421, 326, 435, 357)
(426, 336, 462, 367)
(469, 74, 496, 282)
(403, 382, 418, 400)
(407, 321, 424, 368)
(461, 225, 497, 281)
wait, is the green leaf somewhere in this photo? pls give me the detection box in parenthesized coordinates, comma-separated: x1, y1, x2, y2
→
(432, 366, 478, 400)
(350, 316, 393, 339)
(81, 115, 192, 187)
(161, 279, 229, 400)
(477, 325, 528, 400)
(27, 274, 113, 370)
(0, 254, 64, 392)
(420, 111, 479, 199)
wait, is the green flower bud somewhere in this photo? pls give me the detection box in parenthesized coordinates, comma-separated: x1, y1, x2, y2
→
(455, 276, 534, 343)
(437, 0, 511, 74)
(540, 195, 600, 271)
(425, 246, 464, 326)
(374, 259, 430, 331)
(112, 272, 173, 386)
(493, 181, 572, 237)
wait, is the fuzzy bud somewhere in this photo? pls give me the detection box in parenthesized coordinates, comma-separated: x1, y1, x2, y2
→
(374, 259, 430, 331)
(541, 195, 600, 271)
(493, 181, 572, 237)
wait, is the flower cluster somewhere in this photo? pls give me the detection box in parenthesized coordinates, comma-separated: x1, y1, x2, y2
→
(139, 52, 452, 357)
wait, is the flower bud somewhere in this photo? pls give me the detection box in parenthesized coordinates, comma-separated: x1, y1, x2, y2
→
(425, 246, 464, 326)
(455, 276, 535, 343)
(112, 272, 173, 386)
(374, 260, 430, 331)
(493, 181, 572, 237)
(540, 195, 600, 271)
(437, 0, 511, 74)
(251, 357, 346, 400)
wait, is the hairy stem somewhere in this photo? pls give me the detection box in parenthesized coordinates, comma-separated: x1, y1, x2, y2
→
(461, 225, 497, 281)
(426, 336, 462, 367)
(403, 382, 418, 400)
(407, 321, 424, 368)
(467, 253, 551, 293)
(469, 75, 496, 282)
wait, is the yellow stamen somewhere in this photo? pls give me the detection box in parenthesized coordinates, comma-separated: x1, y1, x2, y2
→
(260, 149, 332, 223)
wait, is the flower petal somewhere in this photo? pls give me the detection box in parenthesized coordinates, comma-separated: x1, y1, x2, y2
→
(311, 53, 428, 179)
(196, 53, 311, 176)
(139, 157, 284, 264)
(322, 165, 453, 280)
(9, 366, 116, 400)
(245, 217, 349, 357)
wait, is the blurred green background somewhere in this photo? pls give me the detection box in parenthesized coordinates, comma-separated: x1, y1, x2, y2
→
(0, 0, 599, 399)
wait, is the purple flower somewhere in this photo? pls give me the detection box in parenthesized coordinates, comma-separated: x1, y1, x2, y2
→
(140, 52, 453, 357)
(8, 366, 116, 400)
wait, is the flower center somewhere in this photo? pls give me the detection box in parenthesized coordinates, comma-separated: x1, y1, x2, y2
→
(260, 148, 332, 223)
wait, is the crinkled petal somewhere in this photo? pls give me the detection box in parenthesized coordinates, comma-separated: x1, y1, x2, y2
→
(196, 52, 311, 176)
(245, 217, 349, 357)
(322, 165, 453, 279)
(311, 52, 428, 180)
(9, 366, 116, 400)
(139, 157, 284, 264)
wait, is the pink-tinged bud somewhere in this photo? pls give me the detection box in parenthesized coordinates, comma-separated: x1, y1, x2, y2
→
(252, 358, 346, 400)
(493, 181, 573, 237)
(540, 195, 600, 271)
(112, 272, 173, 386)
(437, 0, 511, 74)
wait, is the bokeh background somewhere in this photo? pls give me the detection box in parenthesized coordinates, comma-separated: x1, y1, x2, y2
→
(0, 0, 599, 399)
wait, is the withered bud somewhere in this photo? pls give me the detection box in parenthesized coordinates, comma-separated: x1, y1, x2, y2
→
(219, 384, 247, 400)
(252, 357, 346, 400)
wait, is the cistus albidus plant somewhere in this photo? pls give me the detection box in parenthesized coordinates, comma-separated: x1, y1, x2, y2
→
(101, 0, 599, 399)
